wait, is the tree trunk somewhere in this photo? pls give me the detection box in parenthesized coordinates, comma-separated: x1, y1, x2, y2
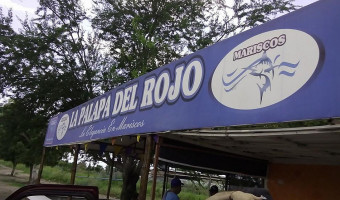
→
(36, 147, 46, 184)
(28, 164, 34, 184)
(10, 162, 17, 176)
(106, 162, 114, 200)
(139, 135, 153, 200)
(120, 156, 142, 200)
(70, 145, 80, 185)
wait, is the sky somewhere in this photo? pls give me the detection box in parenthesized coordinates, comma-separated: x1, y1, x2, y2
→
(0, 0, 319, 31)
(0, 0, 319, 105)
(0, 0, 93, 31)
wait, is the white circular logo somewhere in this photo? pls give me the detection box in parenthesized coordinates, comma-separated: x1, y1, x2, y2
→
(211, 29, 320, 110)
(56, 114, 70, 140)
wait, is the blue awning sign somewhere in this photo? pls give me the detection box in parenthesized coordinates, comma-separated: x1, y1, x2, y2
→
(44, 0, 340, 147)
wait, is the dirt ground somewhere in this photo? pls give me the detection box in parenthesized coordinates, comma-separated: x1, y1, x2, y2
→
(0, 164, 31, 199)
(0, 164, 116, 200)
(0, 165, 59, 199)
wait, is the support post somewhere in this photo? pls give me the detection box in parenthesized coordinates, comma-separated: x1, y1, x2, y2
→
(151, 136, 161, 200)
(36, 147, 46, 184)
(107, 158, 114, 200)
(225, 173, 230, 191)
(70, 144, 80, 185)
(139, 135, 153, 200)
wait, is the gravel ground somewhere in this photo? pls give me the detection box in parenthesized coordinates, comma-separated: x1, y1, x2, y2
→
(0, 165, 29, 199)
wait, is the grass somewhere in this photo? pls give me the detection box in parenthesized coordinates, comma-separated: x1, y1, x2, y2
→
(0, 176, 27, 188)
(41, 166, 70, 183)
(0, 160, 30, 173)
(8, 182, 27, 188)
(0, 160, 209, 199)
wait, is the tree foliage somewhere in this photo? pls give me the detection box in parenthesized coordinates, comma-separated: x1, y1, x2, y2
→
(0, 8, 15, 95)
(0, 100, 64, 180)
(0, 0, 109, 181)
(92, 0, 295, 87)
(0, 102, 25, 176)
(1, 0, 112, 116)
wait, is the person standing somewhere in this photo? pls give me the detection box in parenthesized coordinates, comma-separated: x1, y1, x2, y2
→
(209, 185, 219, 196)
(163, 177, 183, 200)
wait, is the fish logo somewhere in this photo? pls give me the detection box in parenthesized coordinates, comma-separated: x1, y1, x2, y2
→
(211, 29, 320, 110)
(223, 51, 299, 104)
(56, 114, 70, 140)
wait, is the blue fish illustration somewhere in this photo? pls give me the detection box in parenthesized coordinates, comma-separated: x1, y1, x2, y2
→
(222, 52, 299, 104)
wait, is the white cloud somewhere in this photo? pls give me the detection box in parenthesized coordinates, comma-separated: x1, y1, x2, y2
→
(0, 0, 36, 14)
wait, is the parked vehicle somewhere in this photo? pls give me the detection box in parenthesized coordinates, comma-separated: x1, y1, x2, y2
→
(6, 184, 99, 200)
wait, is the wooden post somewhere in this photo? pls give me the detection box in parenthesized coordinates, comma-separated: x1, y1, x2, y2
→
(70, 144, 80, 185)
(150, 136, 161, 200)
(107, 160, 114, 200)
(36, 147, 46, 184)
(139, 135, 153, 200)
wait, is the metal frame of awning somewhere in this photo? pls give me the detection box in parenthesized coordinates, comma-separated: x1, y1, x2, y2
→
(160, 124, 340, 166)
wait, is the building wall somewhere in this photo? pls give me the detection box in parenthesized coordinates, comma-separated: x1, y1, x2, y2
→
(267, 163, 340, 200)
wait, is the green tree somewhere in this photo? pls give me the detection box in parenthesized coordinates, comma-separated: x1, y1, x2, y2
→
(0, 8, 15, 94)
(1, 0, 113, 116)
(0, 100, 64, 181)
(0, 102, 25, 176)
(0, 0, 109, 181)
(0, 10, 26, 176)
(92, 0, 296, 87)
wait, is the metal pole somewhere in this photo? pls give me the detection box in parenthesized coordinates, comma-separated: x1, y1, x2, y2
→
(107, 159, 114, 200)
(151, 136, 161, 200)
(70, 144, 80, 185)
(139, 135, 153, 200)
(36, 147, 46, 184)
